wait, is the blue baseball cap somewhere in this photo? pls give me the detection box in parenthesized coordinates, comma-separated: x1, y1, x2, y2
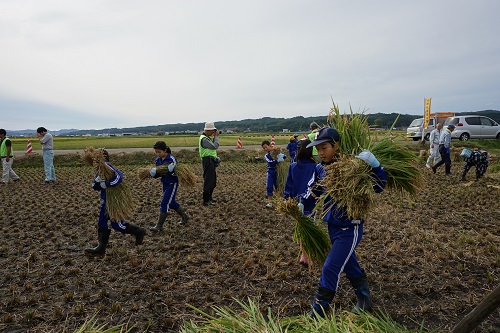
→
(306, 127, 340, 148)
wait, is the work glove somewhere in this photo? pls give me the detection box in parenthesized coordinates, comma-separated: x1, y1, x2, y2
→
(168, 163, 175, 172)
(277, 153, 286, 163)
(355, 150, 380, 168)
(149, 168, 157, 177)
(100, 182, 107, 189)
(445, 147, 450, 155)
(95, 176, 103, 183)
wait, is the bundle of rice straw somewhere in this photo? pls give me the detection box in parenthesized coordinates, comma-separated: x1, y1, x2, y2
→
(315, 102, 422, 219)
(81, 147, 135, 221)
(137, 164, 197, 187)
(276, 198, 330, 266)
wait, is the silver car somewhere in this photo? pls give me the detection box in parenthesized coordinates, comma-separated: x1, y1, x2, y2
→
(444, 115, 500, 141)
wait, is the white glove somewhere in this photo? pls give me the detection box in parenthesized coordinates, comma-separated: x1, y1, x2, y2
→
(95, 176, 103, 183)
(277, 153, 285, 163)
(355, 150, 380, 168)
(149, 168, 157, 177)
(100, 181, 107, 189)
(168, 163, 175, 172)
(297, 202, 304, 214)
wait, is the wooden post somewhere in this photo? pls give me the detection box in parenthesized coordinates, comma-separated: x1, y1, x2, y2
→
(452, 284, 500, 333)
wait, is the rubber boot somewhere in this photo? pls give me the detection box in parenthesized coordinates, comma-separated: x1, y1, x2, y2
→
(124, 223, 146, 245)
(349, 272, 373, 314)
(150, 211, 167, 232)
(445, 164, 451, 175)
(85, 228, 110, 256)
(174, 206, 189, 225)
(310, 285, 335, 319)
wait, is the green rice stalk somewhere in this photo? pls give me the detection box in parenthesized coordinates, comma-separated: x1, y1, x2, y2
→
(181, 297, 431, 333)
(276, 198, 330, 266)
(327, 101, 372, 156)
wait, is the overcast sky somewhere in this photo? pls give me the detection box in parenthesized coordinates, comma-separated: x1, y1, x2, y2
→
(1, 0, 499, 131)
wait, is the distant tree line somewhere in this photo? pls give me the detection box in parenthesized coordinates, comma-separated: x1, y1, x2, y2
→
(66, 110, 500, 135)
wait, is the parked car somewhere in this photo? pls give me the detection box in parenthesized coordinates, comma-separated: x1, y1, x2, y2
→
(406, 118, 435, 141)
(444, 115, 500, 141)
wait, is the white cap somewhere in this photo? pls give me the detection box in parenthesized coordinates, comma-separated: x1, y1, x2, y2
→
(204, 122, 217, 131)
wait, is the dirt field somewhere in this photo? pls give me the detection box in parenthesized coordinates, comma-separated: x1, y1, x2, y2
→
(0, 153, 499, 332)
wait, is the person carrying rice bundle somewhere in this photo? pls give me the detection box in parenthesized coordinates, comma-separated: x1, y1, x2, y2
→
(262, 140, 286, 208)
(306, 127, 387, 319)
(84, 149, 145, 257)
(149, 141, 189, 231)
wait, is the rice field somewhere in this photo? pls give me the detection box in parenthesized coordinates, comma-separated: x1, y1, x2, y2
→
(0, 148, 499, 332)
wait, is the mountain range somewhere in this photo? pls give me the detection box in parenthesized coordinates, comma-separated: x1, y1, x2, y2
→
(7, 110, 500, 136)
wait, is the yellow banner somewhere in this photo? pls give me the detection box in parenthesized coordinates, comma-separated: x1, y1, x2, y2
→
(423, 98, 432, 129)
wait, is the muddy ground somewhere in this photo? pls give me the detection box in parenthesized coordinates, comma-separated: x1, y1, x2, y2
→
(0, 151, 499, 332)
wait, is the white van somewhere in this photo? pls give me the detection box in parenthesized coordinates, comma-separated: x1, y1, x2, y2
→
(406, 118, 436, 141)
(406, 112, 455, 141)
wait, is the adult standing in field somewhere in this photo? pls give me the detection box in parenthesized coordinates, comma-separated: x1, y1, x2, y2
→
(199, 122, 220, 206)
(432, 124, 455, 175)
(0, 129, 20, 184)
(426, 122, 442, 168)
(307, 122, 322, 163)
(36, 127, 56, 184)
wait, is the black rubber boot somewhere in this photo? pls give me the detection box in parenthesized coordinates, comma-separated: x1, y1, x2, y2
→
(150, 211, 167, 232)
(174, 206, 189, 225)
(349, 272, 373, 314)
(445, 164, 451, 175)
(124, 223, 146, 245)
(310, 285, 335, 319)
(85, 228, 110, 256)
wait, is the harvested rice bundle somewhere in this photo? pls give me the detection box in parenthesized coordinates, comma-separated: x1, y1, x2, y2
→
(81, 147, 135, 221)
(137, 167, 151, 180)
(137, 164, 197, 187)
(172, 164, 197, 187)
(276, 198, 330, 266)
(318, 157, 375, 220)
(371, 138, 422, 195)
(276, 161, 288, 195)
(316, 102, 422, 219)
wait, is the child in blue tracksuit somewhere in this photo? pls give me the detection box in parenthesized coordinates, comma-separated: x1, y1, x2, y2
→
(284, 138, 323, 266)
(149, 141, 189, 232)
(286, 135, 299, 162)
(306, 127, 387, 318)
(262, 140, 286, 208)
(85, 149, 146, 256)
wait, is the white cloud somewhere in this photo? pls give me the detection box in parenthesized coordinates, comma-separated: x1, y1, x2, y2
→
(1, 0, 499, 130)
